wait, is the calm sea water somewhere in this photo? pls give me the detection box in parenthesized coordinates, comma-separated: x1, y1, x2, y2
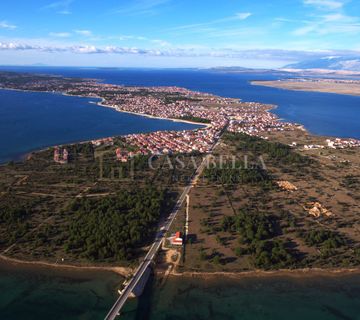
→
(121, 274, 360, 320)
(2, 268, 360, 320)
(1, 66, 360, 319)
(0, 262, 122, 320)
(1, 66, 360, 139)
(0, 88, 201, 163)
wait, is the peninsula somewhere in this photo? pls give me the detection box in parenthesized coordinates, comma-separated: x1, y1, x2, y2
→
(252, 78, 360, 96)
(1, 71, 360, 278)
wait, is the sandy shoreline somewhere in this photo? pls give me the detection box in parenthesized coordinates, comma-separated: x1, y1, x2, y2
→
(61, 90, 210, 128)
(0, 254, 132, 276)
(1, 87, 209, 127)
(251, 80, 360, 97)
(1, 87, 211, 128)
(0, 87, 207, 165)
(168, 267, 360, 280)
(95, 100, 210, 128)
(3, 251, 360, 279)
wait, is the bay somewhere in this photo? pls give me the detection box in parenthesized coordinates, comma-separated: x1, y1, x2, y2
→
(0, 88, 202, 164)
(2, 66, 359, 139)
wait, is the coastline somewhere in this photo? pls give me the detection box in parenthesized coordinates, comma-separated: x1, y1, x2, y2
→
(168, 267, 360, 280)
(95, 99, 210, 129)
(1, 87, 210, 128)
(0, 254, 132, 277)
(0, 83, 358, 279)
(3, 250, 360, 280)
(251, 80, 360, 97)
(0, 87, 206, 165)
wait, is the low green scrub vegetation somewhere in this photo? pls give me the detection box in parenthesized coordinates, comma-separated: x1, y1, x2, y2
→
(64, 186, 167, 262)
(221, 210, 275, 242)
(252, 239, 295, 268)
(178, 115, 211, 124)
(204, 162, 273, 187)
(0, 196, 35, 246)
(342, 175, 360, 190)
(224, 132, 313, 166)
(220, 210, 297, 269)
(304, 229, 346, 249)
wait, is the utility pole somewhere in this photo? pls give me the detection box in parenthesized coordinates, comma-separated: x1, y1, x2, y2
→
(185, 194, 190, 239)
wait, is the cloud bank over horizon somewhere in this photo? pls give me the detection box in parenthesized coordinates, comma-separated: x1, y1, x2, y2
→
(1, 0, 360, 68)
(1, 40, 359, 67)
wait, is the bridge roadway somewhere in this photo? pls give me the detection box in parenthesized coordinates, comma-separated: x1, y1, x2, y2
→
(104, 154, 210, 320)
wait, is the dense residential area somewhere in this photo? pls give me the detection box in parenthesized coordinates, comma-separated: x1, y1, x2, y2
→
(1, 71, 359, 164)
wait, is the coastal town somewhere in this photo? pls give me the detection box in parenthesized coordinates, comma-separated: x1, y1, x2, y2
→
(84, 85, 303, 159)
(72, 82, 360, 160)
(1, 71, 359, 162)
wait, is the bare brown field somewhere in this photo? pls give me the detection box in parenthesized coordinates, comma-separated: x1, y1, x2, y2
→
(252, 80, 360, 96)
(183, 130, 360, 272)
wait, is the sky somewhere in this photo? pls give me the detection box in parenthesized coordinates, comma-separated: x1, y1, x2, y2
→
(0, 0, 360, 68)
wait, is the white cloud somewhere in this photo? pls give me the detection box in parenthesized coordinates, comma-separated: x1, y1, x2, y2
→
(115, 35, 147, 41)
(1, 41, 359, 64)
(43, 0, 74, 14)
(74, 29, 92, 36)
(294, 1, 360, 36)
(322, 13, 347, 21)
(170, 13, 253, 35)
(58, 10, 72, 15)
(293, 12, 360, 36)
(115, 0, 171, 16)
(49, 32, 72, 38)
(0, 42, 160, 55)
(0, 21, 17, 30)
(0, 42, 38, 50)
(44, 0, 73, 9)
(303, 0, 345, 10)
(236, 12, 252, 20)
(151, 39, 171, 46)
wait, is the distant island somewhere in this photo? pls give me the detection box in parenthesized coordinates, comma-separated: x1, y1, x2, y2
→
(252, 78, 360, 96)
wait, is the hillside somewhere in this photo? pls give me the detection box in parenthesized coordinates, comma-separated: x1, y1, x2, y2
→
(285, 56, 360, 72)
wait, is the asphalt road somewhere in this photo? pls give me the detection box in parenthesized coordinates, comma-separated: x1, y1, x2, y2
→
(104, 154, 210, 320)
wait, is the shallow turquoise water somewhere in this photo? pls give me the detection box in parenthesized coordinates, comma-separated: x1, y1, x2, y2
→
(0, 262, 122, 320)
(2, 269, 360, 320)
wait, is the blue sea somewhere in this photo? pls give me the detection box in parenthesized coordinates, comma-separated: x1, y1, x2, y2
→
(0, 261, 122, 320)
(1, 66, 360, 320)
(0, 88, 202, 163)
(1, 66, 360, 144)
(121, 274, 360, 320)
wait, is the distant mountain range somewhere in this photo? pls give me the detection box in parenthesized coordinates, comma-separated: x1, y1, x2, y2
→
(208, 66, 294, 75)
(285, 56, 360, 71)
